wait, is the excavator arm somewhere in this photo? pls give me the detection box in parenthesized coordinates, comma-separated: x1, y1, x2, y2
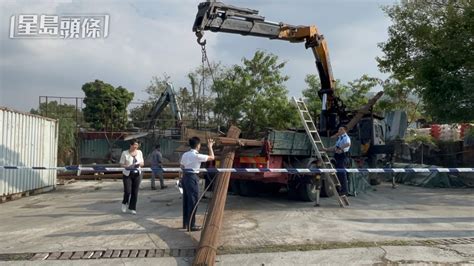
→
(192, 1, 345, 132)
(147, 83, 183, 130)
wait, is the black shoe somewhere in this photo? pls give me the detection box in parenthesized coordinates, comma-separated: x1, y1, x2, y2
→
(151, 187, 157, 190)
(190, 226, 202, 232)
(161, 185, 168, 189)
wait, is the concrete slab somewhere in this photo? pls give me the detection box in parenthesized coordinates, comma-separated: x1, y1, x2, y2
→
(220, 182, 474, 247)
(0, 180, 202, 253)
(382, 245, 473, 263)
(0, 180, 473, 256)
(216, 247, 385, 265)
(444, 243, 474, 256)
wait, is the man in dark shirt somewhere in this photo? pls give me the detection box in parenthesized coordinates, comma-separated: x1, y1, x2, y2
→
(150, 144, 167, 190)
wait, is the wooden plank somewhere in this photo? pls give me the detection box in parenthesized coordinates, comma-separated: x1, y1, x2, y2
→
(346, 91, 384, 131)
(217, 137, 263, 147)
(183, 128, 221, 143)
(194, 126, 241, 266)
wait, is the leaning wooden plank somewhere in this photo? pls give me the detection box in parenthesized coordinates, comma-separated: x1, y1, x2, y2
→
(193, 126, 241, 266)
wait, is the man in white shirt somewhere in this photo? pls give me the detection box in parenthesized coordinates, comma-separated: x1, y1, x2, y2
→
(180, 136, 215, 231)
(322, 125, 351, 205)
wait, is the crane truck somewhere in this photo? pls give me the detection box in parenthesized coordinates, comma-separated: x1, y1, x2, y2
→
(192, 1, 393, 201)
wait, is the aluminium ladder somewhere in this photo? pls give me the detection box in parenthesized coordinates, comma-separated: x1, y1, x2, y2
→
(292, 97, 345, 208)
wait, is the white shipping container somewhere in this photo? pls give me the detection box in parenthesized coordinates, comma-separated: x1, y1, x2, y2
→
(0, 107, 58, 197)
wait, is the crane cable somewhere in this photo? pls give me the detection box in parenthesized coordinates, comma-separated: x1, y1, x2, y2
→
(186, 38, 220, 232)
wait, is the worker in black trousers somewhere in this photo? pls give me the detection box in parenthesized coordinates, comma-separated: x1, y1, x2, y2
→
(323, 125, 351, 205)
(180, 137, 215, 231)
(119, 139, 144, 215)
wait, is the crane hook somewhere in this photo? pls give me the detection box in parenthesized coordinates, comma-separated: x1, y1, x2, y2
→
(196, 31, 207, 46)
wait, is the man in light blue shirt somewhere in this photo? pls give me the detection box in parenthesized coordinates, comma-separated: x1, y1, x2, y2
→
(150, 144, 167, 190)
(322, 125, 351, 204)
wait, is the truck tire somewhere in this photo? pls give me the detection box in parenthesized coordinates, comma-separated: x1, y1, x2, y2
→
(261, 183, 282, 195)
(287, 184, 300, 200)
(238, 180, 259, 197)
(367, 154, 382, 185)
(298, 181, 318, 202)
(320, 177, 335, 197)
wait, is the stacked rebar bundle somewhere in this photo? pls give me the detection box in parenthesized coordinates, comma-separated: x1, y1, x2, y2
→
(193, 126, 241, 266)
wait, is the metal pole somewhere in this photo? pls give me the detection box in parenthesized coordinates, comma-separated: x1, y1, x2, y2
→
(421, 144, 424, 165)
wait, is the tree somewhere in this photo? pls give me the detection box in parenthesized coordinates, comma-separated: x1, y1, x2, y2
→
(343, 75, 382, 110)
(377, 0, 474, 122)
(212, 51, 299, 138)
(129, 101, 154, 129)
(30, 101, 79, 165)
(375, 78, 425, 123)
(302, 74, 380, 118)
(82, 80, 134, 131)
(186, 62, 222, 129)
(302, 74, 323, 120)
(176, 86, 194, 122)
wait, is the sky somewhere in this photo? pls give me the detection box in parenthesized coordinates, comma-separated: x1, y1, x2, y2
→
(0, 0, 396, 112)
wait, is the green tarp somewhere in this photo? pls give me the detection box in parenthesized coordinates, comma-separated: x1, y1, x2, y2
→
(389, 163, 473, 188)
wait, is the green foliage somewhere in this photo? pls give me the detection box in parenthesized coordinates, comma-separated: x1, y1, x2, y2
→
(375, 78, 425, 122)
(177, 85, 195, 122)
(377, 0, 474, 122)
(185, 63, 221, 128)
(405, 133, 437, 148)
(343, 75, 381, 110)
(212, 51, 299, 137)
(302, 74, 322, 119)
(129, 101, 154, 129)
(302, 74, 381, 118)
(82, 80, 134, 131)
(130, 64, 222, 130)
(30, 101, 79, 165)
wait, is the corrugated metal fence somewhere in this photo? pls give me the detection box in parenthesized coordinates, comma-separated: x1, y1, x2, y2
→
(0, 108, 58, 197)
(79, 137, 182, 164)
